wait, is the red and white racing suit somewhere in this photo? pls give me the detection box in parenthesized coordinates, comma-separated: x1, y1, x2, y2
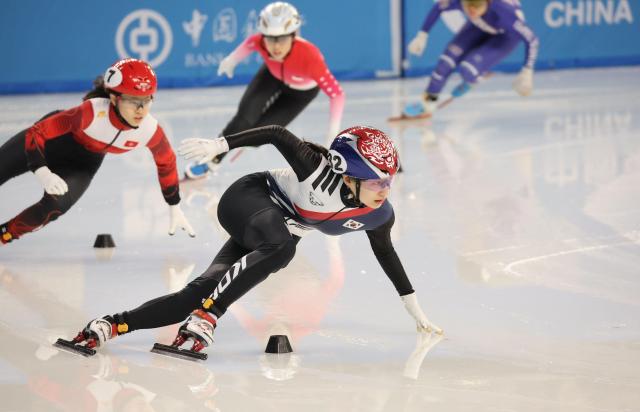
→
(0, 97, 180, 243)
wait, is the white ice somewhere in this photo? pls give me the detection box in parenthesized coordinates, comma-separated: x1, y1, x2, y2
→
(1, 67, 639, 411)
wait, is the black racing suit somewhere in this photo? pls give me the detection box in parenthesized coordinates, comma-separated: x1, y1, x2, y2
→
(116, 126, 414, 332)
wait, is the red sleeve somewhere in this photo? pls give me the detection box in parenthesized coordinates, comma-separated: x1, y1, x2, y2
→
(226, 33, 262, 65)
(24, 100, 93, 171)
(304, 44, 345, 137)
(147, 125, 180, 205)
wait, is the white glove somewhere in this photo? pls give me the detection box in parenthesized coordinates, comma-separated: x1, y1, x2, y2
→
(178, 137, 229, 165)
(217, 55, 236, 79)
(408, 31, 429, 57)
(34, 166, 68, 195)
(401, 292, 443, 334)
(169, 204, 196, 237)
(513, 67, 533, 96)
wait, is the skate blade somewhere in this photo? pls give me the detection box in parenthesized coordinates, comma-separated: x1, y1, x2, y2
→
(150, 343, 207, 361)
(53, 338, 96, 357)
(180, 174, 209, 184)
(387, 113, 432, 122)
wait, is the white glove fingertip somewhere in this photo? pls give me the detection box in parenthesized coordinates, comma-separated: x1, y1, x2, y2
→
(186, 140, 204, 148)
(180, 145, 198, 152)
(189, 151, 206, 160)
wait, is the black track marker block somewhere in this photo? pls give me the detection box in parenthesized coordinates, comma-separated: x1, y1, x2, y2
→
(265, 335, 293, 354)
(93, 234, 115, 248)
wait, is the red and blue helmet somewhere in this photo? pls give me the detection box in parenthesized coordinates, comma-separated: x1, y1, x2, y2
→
(103, 58, 157, 97)
(328, 126, 399, 180)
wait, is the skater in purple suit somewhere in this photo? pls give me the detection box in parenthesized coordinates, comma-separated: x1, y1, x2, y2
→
(403, 0, 539, 118)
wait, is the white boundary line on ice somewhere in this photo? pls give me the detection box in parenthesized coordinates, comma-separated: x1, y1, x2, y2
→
(503, 238, 640, 277)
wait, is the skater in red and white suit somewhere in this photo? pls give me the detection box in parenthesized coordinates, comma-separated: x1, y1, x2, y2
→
(185, 1, 345, 178)
(0, 58, 194, 245)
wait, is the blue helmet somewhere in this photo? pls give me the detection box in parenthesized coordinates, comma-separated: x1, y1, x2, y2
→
(328, 126, 399, 180)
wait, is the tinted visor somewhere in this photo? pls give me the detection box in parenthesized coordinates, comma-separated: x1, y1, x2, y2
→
(360, 175, 394, 191)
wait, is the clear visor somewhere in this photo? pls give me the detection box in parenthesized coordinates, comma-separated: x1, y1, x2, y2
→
(119, 95, 153, 110)
(360, 175, 394, 191)
(263, 34, 293, 44)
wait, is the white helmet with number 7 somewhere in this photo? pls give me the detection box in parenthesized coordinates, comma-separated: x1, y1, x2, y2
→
(258, 2, 302, 36)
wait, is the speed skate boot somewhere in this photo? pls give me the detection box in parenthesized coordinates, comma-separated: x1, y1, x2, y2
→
(185, 161, 213, 180)
(389, 93, 438, 122)
(402, 93, 437, 119)
(151, 309, 216, 361)
(1, 223, 13, 245)
(451, 82, 473, 98)
(54, 315, 128, 357)
(184, 152, 227, 180)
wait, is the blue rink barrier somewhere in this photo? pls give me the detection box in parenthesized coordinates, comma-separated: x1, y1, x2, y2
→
(1, 0, 639, 94)
(0, 0, 395, 94)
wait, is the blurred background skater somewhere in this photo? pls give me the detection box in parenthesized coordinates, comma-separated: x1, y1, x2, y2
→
(184, 1, 345, 179)
(402, 0, 538, 119)
(0, 58, 195, 246)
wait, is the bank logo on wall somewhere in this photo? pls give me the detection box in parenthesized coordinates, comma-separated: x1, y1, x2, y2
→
(184, 9, 208, 47)
(116, 9, 173, 67)
(213, 8, 238, 42)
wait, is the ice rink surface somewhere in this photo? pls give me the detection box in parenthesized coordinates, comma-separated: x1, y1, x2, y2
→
(1, 67, 639, 411)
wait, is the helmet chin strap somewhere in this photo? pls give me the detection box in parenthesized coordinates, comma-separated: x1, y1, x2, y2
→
(342, 176, 364, 207)
(354, 179, 363, 205)
(112, 96, 139, 129)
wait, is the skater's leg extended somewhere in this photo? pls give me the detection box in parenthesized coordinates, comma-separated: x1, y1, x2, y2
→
(401, 23, 488, 119)
(170, 175, 298, 353)
(58, 238, 247, 356)
(185, 66, 282, 179)
(123, 238, 250, 330)
(426, 23, 487, 97)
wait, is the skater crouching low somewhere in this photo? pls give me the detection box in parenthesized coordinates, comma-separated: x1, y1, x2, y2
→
(59, 125, 442, 359)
